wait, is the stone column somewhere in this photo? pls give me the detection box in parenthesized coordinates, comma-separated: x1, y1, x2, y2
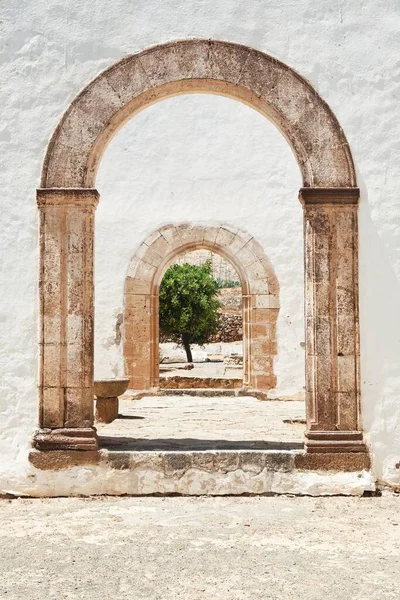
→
(34, 189, 99, 451)
(300, 188, 367, 454)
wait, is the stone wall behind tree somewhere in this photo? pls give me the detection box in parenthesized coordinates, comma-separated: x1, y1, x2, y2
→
(174, 250, 241, 284)
(218, 287, 243, 312)
(210, 312, 242, 343)
(211, 287, 243, 342)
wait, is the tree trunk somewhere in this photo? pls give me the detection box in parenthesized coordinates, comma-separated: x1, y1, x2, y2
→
(182, 334, 193, 363)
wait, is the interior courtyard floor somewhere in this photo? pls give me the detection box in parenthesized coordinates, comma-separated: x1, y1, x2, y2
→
(159, 361, 243, 380)
(97, 395, 305, 451)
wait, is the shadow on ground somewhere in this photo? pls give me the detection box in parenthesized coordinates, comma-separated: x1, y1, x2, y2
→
(98, 436, 303, 451)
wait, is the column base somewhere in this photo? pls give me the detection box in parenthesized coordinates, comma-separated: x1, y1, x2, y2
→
(305, 430, 367, 453)
(33, 427, 98, 451)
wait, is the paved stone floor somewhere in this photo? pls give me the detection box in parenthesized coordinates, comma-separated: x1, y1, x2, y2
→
(159, 361, 243, 380)
(159, 342, 244, 380)
(0, 495, 398, 599)
(97, 396, 306, 450)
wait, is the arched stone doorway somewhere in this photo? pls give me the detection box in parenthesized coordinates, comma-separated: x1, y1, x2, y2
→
(124, 224, 279, 391)
(35, 39, 367, 464)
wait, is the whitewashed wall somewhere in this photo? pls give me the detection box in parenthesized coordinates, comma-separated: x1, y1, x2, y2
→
(0, 0, 399, 492)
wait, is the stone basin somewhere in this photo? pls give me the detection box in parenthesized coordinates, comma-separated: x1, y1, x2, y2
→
(94, 378, 130, 424)
(94, 378, 130, 399)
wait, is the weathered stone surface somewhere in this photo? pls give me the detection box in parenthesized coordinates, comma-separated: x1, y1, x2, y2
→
(104, 451, 131, 470)
(295, 452, 371, 472)
(94, 378, 130, 398)
(264, 452, 295, 472)
(28, 447, 373, 495)
(37, 189, 98, 437)
(130, 451, 164, 471)
(28, 450, 100, 470)
(159, 376, 242, 390)
(42, 40, 356, 189)
(239, 451, 268, 474)
(191, 452, 215, 472)
(299, 188, 365, 455)
(163, 452, 193, 475)
(32, 428, 99, 451)
(95, 397, 119, 424)
(213, 451, 241, 473)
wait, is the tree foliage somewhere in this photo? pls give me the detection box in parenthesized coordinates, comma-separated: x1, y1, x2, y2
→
(159, 260, 221, 362)
(215, 278, 241, 289)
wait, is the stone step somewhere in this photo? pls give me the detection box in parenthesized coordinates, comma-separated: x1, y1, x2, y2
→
(99, 449, 373, 496)
(29, 448, 374, 496)
(159, 376, 242, 389)
(128, 388, 269, 399)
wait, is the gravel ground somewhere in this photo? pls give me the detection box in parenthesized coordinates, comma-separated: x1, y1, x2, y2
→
(0, 495, 399, 599)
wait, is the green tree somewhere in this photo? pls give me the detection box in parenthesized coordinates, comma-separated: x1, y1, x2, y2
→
(159, 260, 221, 363)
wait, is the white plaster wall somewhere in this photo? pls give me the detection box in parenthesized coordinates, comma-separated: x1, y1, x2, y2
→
(0, 0, 399, 492)
(94, 94, 304, 394)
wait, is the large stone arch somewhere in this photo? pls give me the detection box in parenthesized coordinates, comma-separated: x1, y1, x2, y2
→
(124, 224, 279, 391)
(34, 39, 368, 468)
(41, 40, 355, 189)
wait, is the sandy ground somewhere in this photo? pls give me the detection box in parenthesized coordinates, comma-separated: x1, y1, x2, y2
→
(0, 495, 398, 599)
(97, 396, 305, 450)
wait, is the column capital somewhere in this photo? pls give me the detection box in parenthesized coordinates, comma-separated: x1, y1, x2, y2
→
(37, 188, 99, 209)
(299, 187, 359, 206)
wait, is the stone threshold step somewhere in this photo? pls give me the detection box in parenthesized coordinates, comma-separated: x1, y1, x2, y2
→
(29, 449, 374, 497)
(126, 389, 305, 401)
(128, 388, 269, 399)
(159, 377, 242, 390)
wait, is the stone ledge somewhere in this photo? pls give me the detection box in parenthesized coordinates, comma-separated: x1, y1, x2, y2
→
(27, 448, 373, 495)
(159, 376, 243, 390)
(299, 187, 359, 205)
(102, 450, 296, 474)
(127, 388, 272, 400)
(295, 452, 371, 472)
(29, 450, 101, 470)
(37, 188, 99, 208)
(29, 448, 370, 475)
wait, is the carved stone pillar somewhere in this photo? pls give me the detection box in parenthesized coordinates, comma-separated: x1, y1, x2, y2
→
(34, 189, 99, 451)
(300, 188, 367, 454)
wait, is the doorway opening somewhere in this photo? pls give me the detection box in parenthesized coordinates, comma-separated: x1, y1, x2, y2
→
(158, 248, 244, 391)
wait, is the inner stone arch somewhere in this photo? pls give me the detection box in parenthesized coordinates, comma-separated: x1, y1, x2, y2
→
(123, 224, 279, 392)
